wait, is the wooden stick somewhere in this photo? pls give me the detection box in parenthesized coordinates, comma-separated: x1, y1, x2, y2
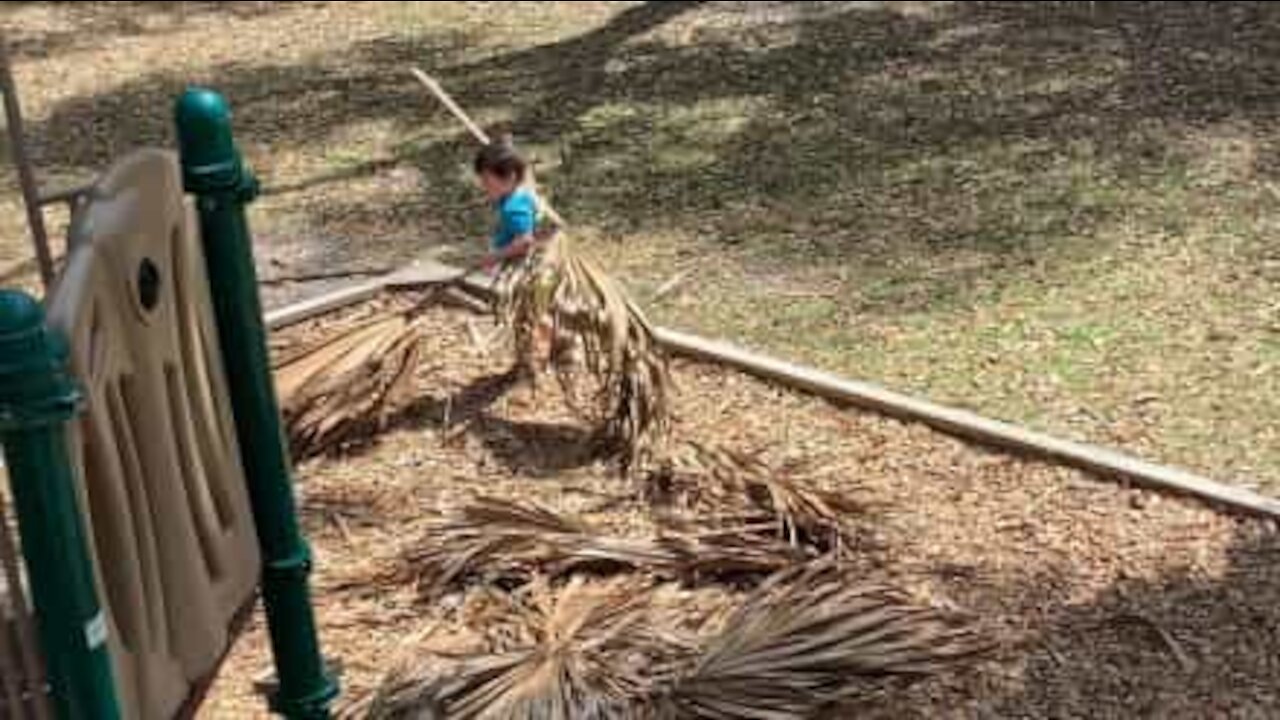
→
(408, 67, 567, 229)
(263, 279, 386, 329)
(259, 266, 395, 285)
(409, 67, 491, 145)
(651, 269, 692, 303)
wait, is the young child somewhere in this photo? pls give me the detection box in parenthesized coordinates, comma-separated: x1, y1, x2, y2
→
(474, 141, 541, 272)
(473, 140, 557, 372)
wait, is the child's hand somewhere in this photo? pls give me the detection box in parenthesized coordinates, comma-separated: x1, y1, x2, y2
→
(481, 253, 500, 275)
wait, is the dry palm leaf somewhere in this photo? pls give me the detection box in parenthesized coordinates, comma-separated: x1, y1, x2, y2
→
(365, 578, 690, 720)
(398, 496, 806, 598)
(660, 561, 990, 719)
(647, 442, 864, 555)
(273, 310, 426, 458)
(363, 565, 987, 720)
(497, 232, 671, 471)
(412, 68, 669, 469)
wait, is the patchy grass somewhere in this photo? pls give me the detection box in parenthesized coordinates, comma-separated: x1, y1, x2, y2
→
(4, 1, 1279, 491)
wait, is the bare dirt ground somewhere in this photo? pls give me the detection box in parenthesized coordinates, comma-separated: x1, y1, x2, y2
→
(203, 298, 1280, 718)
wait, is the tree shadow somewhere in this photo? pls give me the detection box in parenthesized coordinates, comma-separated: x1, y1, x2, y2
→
(847, 515, 1280, 717)
(445, 1, 1280, 311)
(21, 1, 699, 176)
(4, 2, 292, 60)
(17, 2, 702, 271)
(984, 520, 1280, 716)
(367, 0, 710, 144)
(359, 0, 1280, 314)
(23, 1, 1280, 313)
(22, 24, 475, 175)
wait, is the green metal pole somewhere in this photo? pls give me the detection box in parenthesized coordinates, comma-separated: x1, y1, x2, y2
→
(0, 290, 122, 720)
(174, 88, 338, 719)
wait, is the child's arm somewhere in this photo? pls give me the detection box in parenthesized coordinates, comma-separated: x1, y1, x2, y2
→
(482, 234, 535, 269)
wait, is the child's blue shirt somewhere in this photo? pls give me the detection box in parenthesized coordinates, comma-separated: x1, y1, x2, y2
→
(491, 187, 539, 251)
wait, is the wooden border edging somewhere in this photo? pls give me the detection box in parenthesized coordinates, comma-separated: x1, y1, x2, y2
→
(263, 278, 384, 329)
(263, 272, 1280, 519)
(653, 328, 1280, 518)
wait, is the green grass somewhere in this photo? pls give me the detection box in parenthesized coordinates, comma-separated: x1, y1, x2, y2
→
(6, 1, 1280, 491)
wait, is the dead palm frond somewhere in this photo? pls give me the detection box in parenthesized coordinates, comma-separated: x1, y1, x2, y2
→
(647, 442, 864, 554)
(410, 67, 670, 469)
(363, 564, 988, 720)
(660, 561, 990, 719)
(366, 578, 691, 720)
(273, 310, 426, 458)
(497, 232, 671, 471)
(398, 496, 806, 598)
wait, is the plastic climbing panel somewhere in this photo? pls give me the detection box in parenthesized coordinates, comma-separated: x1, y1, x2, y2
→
(44, 149, 261, 719)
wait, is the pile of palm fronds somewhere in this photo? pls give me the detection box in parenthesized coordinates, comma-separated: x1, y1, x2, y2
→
(395, 496, 807, 597)
(270, 232, 670, 465)
(496, 231, 671, 470)
(644, 441, 867, 555)
(361, 577, 694, 720)
(352, 435, 992, 719)
(273, 310, 425, 458)
(657, 561, 986, 718)
(360, 563, 988, 720)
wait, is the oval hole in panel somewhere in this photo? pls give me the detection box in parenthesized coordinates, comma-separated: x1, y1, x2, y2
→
(137, 258, 162, 312)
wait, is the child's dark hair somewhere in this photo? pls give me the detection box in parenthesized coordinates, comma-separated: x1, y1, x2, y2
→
(473, 141, 526, 182)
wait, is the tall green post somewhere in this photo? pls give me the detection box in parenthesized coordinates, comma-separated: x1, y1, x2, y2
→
(0, 290, 122, 720)
(175, 88, 338, 719)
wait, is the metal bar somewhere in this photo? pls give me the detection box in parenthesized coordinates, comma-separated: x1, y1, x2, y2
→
(0, 36, 55, 290)
(36, 184, 90, 209)
(0, 289, 122, 720)
(175, 87, 338, 720)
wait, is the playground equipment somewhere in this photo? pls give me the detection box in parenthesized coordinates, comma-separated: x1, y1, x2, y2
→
(0, 36, 87, 291)
(0, 89, 337, 718)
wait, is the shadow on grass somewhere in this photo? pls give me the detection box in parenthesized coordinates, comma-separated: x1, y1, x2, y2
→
(22, 1, 1280, 312)
(4, 1, 291, 60)
(327, 1, 1280, 312)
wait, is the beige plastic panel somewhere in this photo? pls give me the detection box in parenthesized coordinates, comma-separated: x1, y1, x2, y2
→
(45, 149, 261, 720)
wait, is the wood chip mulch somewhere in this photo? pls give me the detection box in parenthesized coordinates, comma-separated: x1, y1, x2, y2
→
(206, 299, 1280, 718)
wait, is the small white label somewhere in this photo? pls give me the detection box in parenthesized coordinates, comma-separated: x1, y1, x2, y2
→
(84, 612, 108, 649)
